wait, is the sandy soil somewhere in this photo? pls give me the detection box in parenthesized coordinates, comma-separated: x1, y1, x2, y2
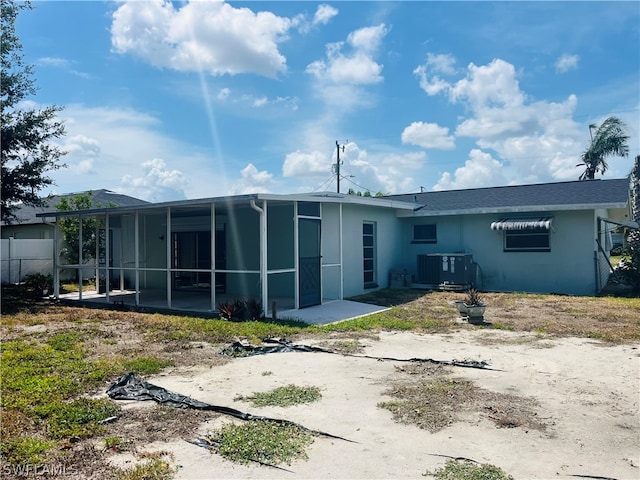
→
(106, 330, 640, 479)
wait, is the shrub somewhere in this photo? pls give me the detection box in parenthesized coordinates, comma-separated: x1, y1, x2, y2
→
(618, 230, 640, 293)
(464, 288, 483, 306)
(217, 298, 263, 321)
(216, 299, 245, 321)
(23, 273, 53, 297)
(244, 297, 264, 320)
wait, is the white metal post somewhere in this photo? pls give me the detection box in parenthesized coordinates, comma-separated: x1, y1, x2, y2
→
(166, 207, 172, 309)
(78, 214, 83, 300)
(210, 202, 216, 311)
(105, 214, 110, 303)
(135, 211, 140, 305)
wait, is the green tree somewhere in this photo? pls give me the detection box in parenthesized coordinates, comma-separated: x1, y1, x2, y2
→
(577, 116, 629, 180)
(56, 193, 98, 267)
(1, 0, 67, 223)
(57, 193, 119, 262)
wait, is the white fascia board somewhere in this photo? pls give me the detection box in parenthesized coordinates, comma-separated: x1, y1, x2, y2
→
(396, 202, 629, 218)
(257, 192, 416, 210)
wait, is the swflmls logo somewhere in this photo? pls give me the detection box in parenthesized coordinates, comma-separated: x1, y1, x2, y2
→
(2, 464, 78, 476)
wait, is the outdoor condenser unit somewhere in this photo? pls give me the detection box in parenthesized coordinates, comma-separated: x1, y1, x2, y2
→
(416, 254, 474, 287)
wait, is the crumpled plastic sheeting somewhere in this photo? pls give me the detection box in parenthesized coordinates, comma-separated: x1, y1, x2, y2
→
(220, 338, 327, 356)
(222, 337, 496, 370)
(106, 372, 354, 442)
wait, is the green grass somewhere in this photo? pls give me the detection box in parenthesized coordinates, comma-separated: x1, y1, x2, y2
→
(206, 420, 314, 466)
(235, 385, 322, 407)
(426, 459, 513, 480)
(141, 315, 309, 345)
(0, 330, 172, 467)
(123, 357, 174, 375)
(316, 308, 454, 333)
(117, 457, 176, 480)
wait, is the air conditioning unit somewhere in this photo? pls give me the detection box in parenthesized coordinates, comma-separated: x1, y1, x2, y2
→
(416, 254, 474, 289)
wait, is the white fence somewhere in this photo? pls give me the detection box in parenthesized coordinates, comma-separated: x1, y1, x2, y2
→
(1, 239, 53, 284)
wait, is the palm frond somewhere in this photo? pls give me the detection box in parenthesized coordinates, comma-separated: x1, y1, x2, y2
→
(579, 116, 629, 180)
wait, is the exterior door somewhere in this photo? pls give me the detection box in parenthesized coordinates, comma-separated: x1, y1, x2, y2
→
(298, 218, 321, 308)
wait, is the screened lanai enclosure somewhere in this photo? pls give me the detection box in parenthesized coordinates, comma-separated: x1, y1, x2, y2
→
(42, 195, 348, 316)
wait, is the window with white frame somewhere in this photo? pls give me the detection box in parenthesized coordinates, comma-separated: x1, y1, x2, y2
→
(504, 227, 550, 252)
(412, 224, 437, 243)
(363, 222, 377, 287)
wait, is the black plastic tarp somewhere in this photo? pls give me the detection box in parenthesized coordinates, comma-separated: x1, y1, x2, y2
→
(106, 373, 353, 442)
(222, 337, 496, 370)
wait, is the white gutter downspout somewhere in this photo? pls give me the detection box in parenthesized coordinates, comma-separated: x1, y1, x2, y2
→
(250, 199, 268, 314)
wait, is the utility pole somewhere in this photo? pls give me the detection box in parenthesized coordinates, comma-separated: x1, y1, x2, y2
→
(334, 141, 345, 193)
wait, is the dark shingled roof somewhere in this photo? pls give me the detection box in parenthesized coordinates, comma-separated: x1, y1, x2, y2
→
(385, 178, 630, 214)
(2, 190, 149, 225)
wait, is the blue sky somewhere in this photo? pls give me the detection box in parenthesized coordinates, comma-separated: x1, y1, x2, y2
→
(16, 1, 640, 202)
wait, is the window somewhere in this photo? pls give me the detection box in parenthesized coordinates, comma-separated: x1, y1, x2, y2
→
(412, 224, 437, 243)
(504, 227, 550, 252)
(363, 222, 377, 288)
(298, 202, 320, 217)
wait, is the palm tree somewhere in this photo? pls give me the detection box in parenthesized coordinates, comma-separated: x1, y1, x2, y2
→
(577, 116, 629, 180)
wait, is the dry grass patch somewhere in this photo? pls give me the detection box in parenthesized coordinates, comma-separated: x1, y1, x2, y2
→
(379, 363, 546, 433)
(352, 289, 640, 343)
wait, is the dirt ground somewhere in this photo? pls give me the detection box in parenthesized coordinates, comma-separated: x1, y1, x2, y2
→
(104, 329, 640, 480)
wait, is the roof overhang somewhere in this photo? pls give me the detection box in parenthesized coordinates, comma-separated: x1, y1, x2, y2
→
(36, 191, 417, 219)
(490, 217, 553, 231)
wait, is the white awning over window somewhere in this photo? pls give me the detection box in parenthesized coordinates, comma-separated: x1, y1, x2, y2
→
(490, 217, 553, 231)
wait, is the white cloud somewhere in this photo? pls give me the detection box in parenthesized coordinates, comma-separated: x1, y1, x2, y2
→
(64, 134, 101, 158)
(305, 24, 388, 109)
(555, 54, 579, 73)
(426, 53, 457, 75)
(401, 122, 455, 150)
(313, 4, 338, 25)
(36, 56, 91, 78)
(121, 158, 188, 202)
(217, 89, 298, 110)
(282, 150, 330, 178)
(111, 0, 294, 78)
(450, 59, 525, 109)
(253, 97, 268, 108)
(338, 143, 425, 194)
(347, 24, 387, 53)
(306, 24, 387, 85)
(416, 55, 590, 185)
(63, 134, 101, 174)
(285, 141, 425, 195)
(241, 163, 272, 184)
(45, 104, 228, 202)
(37, 57, 71, 68)
(433, 149, 507, 191)
(228, 163, 274, 194)
(413, 53, 457, 95)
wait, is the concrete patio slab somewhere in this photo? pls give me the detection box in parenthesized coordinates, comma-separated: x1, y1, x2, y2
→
(275, 300, 389, 325)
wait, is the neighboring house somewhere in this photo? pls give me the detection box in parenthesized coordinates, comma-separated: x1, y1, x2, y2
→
(36, 178, 631, 314)
(1, 189, 149, 239)
(1, 190, 148, 284)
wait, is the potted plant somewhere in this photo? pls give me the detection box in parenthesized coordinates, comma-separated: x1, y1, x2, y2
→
(462, 288, 486, 323)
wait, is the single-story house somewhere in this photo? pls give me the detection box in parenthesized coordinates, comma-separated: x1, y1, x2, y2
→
(36, 178, 632, 315)
(1, 190, 148, 283)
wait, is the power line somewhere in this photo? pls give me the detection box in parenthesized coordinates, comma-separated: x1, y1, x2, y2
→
(312, 174, 336, 193)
